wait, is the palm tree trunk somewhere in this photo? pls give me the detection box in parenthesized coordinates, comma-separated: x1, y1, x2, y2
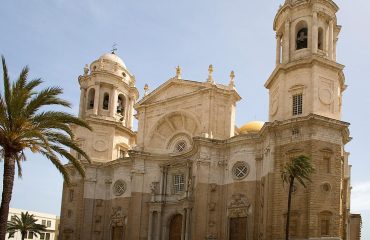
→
(0, 154, 16, 240)
(21, 232, 26, 240)
(285, 177, 294, 240)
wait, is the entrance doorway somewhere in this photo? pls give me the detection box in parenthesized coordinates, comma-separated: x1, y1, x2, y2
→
(229, 217, 247, 240)
(111, 226, 124, 240)
(169, 214, 183, 240)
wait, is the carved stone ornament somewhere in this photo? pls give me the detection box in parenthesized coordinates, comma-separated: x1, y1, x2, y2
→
(228, 193, 250, 218)
(208, 202, 216, 211)
(319, 88, 334, 105)
(93, 139, 108, 152)
(150, 182, 160, 195)
(111, 207, 124, 226)
(206, 234, 217, 240)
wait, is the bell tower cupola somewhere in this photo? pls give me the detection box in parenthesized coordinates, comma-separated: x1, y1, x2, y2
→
(266, 0, 346, 122)
(74, 52, 139, 162)
(78, 52, 139, 128)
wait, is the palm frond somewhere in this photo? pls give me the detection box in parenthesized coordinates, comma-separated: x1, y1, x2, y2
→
(40, 150, 71, 185)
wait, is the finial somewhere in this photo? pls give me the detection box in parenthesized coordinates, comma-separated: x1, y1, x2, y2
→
(111, 43, 118, 54)
(99, 58, 104, 70)
(84, 64, 89, 76)
(144, 84, 149, 96)
(175, 66, 182, 79)
(130, 75, 136, 87)
(229, 70, 235, 87)
(207, 64, 214, 83)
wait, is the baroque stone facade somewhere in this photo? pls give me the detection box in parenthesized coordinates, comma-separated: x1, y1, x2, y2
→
(59, 0, 362, 239)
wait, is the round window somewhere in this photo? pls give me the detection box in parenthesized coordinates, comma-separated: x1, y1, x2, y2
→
(175, 140, 187, 153)
(232, 162, 250, 180)
(321, 183, 331, 193)
(113, 180, 127, 196)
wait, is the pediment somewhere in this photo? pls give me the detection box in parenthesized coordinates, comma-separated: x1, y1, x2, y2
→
(136, 78, 207, 106)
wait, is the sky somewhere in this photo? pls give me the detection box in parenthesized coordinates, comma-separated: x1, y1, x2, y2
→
(0, 0, 369, 237)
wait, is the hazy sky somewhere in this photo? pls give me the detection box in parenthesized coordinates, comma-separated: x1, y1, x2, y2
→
(1, 0, 369, 237)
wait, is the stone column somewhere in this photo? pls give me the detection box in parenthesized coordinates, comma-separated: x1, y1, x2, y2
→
(128, 97, 134, 129)
(156, 212, 162, 240)
(276, 34, 281, 65)
(148, 211, 153, 240)
(329, 20, 334, 60)
(312, 11, 318, 54)
(185, 208, 191, 240)
(93, 84, 100, 115)
(334, 38, 338, 60)
(283, 20, 290, 63)
(78, 87, 86, 118)
(110, 89, 117, 118)
(181, 210, 186, 240)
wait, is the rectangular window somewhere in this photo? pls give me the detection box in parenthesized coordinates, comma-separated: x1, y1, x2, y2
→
(69, 189, 74, 202)
(45, 233, 50, 240)
(324, 157, 331, 174)
(173, 174, 185, 193)
(40, 233, 45, 239)
(321, 219, 330, 236)
(47, 220, 51, 227)
(292, 94, 303, 116)
(42, 220, 46, 226)
(28, 232, 33, 239)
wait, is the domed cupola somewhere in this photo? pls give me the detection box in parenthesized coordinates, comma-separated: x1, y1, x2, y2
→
(284, 0, 308, 6)
(88, 52, 134, 86)
(78, 52, 139, 129)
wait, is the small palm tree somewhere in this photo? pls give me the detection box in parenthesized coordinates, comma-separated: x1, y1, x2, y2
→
(0, 55, 92, 239)
(281, 155, 315, 240)
(7, 211, 47, 240)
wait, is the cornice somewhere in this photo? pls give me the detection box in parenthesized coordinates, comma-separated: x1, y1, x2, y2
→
(264, 56, 345, 89)
(83, 116, 137, 137)
(135, 78, 241, 109)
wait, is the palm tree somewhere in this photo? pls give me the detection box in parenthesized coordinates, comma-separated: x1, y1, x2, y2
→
(7, 211, 47, 240)
(281, 155, 315, 240)
(0, 55, 91, 240)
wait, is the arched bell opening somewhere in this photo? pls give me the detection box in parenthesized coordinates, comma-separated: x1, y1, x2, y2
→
(318, 27, 324, 51)
(296, 21, 308, 50)
(103, 93, 110, 110)
(87, 88, 95, 110)
(117, 94, 126, 115)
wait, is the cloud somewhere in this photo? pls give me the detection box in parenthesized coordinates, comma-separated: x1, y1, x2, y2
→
(351, 181, 370, 212)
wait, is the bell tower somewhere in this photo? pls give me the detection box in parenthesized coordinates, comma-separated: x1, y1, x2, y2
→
(265, 0, 346, 122)
(74, 52, 139, 162)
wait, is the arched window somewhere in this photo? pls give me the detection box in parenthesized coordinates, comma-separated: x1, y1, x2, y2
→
(296, 21, 308, 50)
(103, 93, 109, 110)
(319, 211, 333, 236)
(117, 94, 126, 115)
(87, 88, 95, 110)
(318, 27, 324, 50)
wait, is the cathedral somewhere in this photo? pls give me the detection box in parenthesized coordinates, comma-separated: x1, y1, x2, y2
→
(59, 0, 362, 239)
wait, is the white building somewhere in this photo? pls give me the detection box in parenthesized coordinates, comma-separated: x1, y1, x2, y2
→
(7, 208, 59, 240)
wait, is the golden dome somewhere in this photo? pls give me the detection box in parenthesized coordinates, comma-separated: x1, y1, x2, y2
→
(239, 121, 265, 134)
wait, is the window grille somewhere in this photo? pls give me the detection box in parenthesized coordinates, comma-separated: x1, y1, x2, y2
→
(175, 140, 187, 153)
(292, 94, 303, 116)
(173, 174, 185, 193)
